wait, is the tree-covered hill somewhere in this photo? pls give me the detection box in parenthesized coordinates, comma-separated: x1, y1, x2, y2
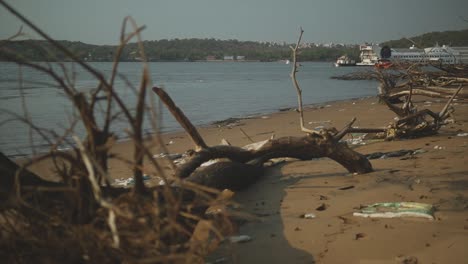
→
(381, 29, 468, 48)
(0, 38, 358, 62)
(2, 29, 466, 62)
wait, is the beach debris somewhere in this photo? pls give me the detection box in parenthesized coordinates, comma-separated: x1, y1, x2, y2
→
(338, 216, 354, 225)
(152, 152, 183, 160)
(319, 195, 328, 200)
(114, 174, 152, 187)
(366, 149, 424, 160)
(316, 203, 328, 211)
(433, 145, 445, 150)
(338, 185, 355, 190)
(396, 255, 419, 264)
(300, 213, 317, 219)
(457, 132, 468, 137)
(206, 257, 229, 264)
(279, 107, 294, 112)
(227, 235, 252, 243)
(353, 202, 435, 220)
(220, 138, 231, 146)
(345, 133, 368, 145)
(200, 159, 222, 167)
(212, 117, 243, 127)
(308, 120, 331, 124)
(444, 118, 455, 124)
(411, 149, 427, 155)
(354, 233, 367, 240)
(242, 139, 269, 151)
(261, 115, 270, 119)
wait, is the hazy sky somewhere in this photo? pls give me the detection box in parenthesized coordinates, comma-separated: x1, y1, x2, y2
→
(1, 0, 467, 45)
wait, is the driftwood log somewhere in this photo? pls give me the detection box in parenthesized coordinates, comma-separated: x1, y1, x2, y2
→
(152, 29, 373, 191)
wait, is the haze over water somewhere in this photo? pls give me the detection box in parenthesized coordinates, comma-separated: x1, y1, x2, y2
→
(0, 61, 377, 157)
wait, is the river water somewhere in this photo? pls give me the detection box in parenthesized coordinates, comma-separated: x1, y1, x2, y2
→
(0, 61, 376, 157)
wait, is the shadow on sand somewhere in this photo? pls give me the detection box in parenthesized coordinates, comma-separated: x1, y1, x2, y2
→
(207, 163, 319, 264)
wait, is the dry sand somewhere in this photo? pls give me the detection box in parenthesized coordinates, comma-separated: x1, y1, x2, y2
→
(25, 96, 468, 263)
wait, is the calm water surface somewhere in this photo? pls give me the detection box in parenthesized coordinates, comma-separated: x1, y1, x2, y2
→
(0, 62, 376, 157)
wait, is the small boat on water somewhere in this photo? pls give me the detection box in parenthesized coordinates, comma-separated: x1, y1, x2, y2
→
(334, 55, 356, 67)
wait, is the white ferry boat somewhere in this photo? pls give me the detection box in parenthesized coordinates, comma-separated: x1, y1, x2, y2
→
(334, 55, 356, 67)
(391, 45, 459, 64)
(356, 45, 381, 66)
(356, 44, 464, 65)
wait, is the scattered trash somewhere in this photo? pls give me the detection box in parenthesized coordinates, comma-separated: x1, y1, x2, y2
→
(396, 255, 418, 264)
(433, 145, 445, 150)
(308, 120, 331, 124)
(345, 133, 368, 146)
(319, 195, 328, 200)
(261, 116, 270, 119)
(411, 149, 426, 155)
(354, 233, 367, 240)
(457, 132, 468, 137)
(366, 149, 424, 160)
(300, 213, 317, 219)
(338, 185, 355, 190)
(314, 125, 325, 130)
(316, 203, 328, 211)
(243, 139, 269, 151)
(325, 104, 332, 108)
(444, 118, 455, 124)
(228, 235, 252, 243)
(206, 257, 228, 264)
(353, 202, 435, 220)
(200, 159, 222, 167)
(114, 174, 151, 187)
(152, 152, 183, 160)
(167, 140, 174, 145)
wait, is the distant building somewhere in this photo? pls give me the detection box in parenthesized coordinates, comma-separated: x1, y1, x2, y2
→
(236, 55, 245, 61)
(451, 46, 468, 64)
(206, 55, 217, 61)
(223, 55, 234, 61)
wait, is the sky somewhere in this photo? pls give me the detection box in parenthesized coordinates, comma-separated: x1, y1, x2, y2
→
(1, 0, 467, 45)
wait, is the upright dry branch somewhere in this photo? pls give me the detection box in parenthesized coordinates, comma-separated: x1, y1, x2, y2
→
(289, 27, 317, 135)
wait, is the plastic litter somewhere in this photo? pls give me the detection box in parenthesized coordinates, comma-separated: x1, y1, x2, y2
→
(228, 235, 252, 243)
(206, 257, 228, 264)
(353, 202, 434, 220)
(300, 213, 317, 219)
(152, 152, 183, 160)
(114, 174, 151, 187)
(457, 132, 468, 137)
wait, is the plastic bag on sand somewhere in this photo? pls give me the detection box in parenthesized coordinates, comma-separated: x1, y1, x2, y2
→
(353, 202, 434, 220)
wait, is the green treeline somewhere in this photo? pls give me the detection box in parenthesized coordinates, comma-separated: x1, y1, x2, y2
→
(0, 38, 359, 62)
(2, 29, 466, 62)
(381, 29, 468, 48)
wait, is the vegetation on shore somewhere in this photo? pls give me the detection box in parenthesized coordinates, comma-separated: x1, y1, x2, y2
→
(2, 29, 467, 62)
(381, 29, 468, 48)
(0, 38, 360, 62)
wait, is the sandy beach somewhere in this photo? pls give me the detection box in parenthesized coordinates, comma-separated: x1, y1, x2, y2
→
(24, 95, 468, 263)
